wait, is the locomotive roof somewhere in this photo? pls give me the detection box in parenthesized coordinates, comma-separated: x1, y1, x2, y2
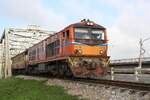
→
(71, 22, 105, 29)
(65, 19, 106, 30)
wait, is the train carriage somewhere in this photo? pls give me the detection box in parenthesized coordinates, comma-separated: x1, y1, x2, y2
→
(12, 19, 110, 78)
(11, 51, 28, 74)
(27, 40, 47, 73)
(28, 40, 46, 65)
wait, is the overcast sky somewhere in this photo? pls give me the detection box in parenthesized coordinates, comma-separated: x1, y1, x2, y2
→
(0, 0, 150, 59)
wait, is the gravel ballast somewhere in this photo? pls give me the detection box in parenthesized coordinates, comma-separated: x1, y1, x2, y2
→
(16, 75, 150, 100)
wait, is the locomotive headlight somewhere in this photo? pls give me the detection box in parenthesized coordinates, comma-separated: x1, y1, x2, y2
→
(87, 22, 90, 25)
(87, 22, 94, 26)
(99, 50, 103, 54)
(90, 22, 94, 25)
(78, 49, 82, 54)
(74, 49, 82, 55)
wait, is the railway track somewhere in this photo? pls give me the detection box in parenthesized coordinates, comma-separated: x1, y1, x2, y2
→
(18, 74, 150, 91)
(17, 75, 150, 99)
(72, 77, 150, 91)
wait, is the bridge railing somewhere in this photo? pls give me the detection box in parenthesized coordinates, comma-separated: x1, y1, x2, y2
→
(110, 57, 150, 64)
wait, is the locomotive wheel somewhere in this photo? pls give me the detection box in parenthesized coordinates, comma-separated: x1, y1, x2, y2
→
(64, 63, 74, 78)
(58, 64, 65, 77)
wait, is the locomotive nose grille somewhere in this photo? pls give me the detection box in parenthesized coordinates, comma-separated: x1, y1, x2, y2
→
(81, 60, 97, 70)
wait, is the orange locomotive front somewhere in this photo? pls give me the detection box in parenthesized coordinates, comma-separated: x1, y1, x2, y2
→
(60, 19, 109, 77)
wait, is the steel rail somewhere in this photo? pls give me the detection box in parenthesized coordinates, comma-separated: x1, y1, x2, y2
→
(16, 75, 150, 91)
(72, 77, 150, 91)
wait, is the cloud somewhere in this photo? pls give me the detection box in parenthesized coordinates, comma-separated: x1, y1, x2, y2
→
(0, 0, 67, 31)
(54, 0, 106, 24)
(61, 0, 150, 59)
(107, 0, 150, 59)
(0, 0, 150, 59)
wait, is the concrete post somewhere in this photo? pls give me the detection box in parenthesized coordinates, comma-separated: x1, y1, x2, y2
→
(0, 65, 1, 79)
(0, 44, 2, 79)
(111, 67, 114, 80)
(138, 39, 143, 74)
(1, 39, 5, 79)
(111, 67, 114, 75)
(4, 29, 12, 78)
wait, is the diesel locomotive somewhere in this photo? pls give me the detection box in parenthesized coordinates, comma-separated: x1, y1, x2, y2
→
(11, 19, 110, 78)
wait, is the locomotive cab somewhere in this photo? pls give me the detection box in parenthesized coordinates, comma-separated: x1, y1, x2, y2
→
(73, 27, 107, 56)
(63, 19, 109, 77)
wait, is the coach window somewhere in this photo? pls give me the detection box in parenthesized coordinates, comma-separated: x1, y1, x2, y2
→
(66, 30, 69, 39)
(29, 52, 32, 60)
(63, 32, 65, 38)
(42, 45, 44, 52)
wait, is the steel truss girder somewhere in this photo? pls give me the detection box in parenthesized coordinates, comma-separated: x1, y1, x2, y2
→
(0, 26, 55, 78)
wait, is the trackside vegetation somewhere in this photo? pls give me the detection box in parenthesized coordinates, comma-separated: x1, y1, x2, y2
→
(0, 78, 78, 100)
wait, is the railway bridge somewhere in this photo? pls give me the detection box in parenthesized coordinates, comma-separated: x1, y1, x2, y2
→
(110, 57, 150, 74)
(0, 26, 54, 78)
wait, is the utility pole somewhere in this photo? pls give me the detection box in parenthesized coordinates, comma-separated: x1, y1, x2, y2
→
(135, 37, 150, 76)
(137, 38, 143, 74)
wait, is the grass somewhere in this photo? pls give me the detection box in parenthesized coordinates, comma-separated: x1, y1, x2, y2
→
(0, 78, 78, 100)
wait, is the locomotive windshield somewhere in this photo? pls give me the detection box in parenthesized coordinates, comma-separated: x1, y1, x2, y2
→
(75, 28, 104, 40)
(74, 28, 104, 45)
(91, 30, 104, 40)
